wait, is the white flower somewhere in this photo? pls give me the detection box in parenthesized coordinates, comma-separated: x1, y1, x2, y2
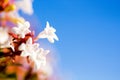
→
(32, 48, 49, 70)
(15, 0, 34, 15)
(0, 27, 9, 44)
(19, 38, 49, 70)
(0, 27, 14, 51)
(12, 21, 31, 38)
(19, 38, 37, 56)
(37, 21, 59, 43)
(0, 37, 14, 51)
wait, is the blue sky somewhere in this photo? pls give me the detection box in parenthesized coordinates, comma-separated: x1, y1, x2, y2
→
(24, 0, 120, 80)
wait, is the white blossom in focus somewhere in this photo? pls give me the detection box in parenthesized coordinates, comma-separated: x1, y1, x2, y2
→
(15, 0, 34, 15)
(12, 21, 31, 38)
(19, 38, 36, 57)
(19, 38, 49, 70)
(37, 21, 59, 43)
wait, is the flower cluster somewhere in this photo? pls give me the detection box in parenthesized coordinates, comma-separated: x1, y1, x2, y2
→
(0, 0, 59, 80)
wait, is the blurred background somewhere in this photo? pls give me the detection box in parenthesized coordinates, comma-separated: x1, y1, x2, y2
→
(22, 0, 120, 80)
